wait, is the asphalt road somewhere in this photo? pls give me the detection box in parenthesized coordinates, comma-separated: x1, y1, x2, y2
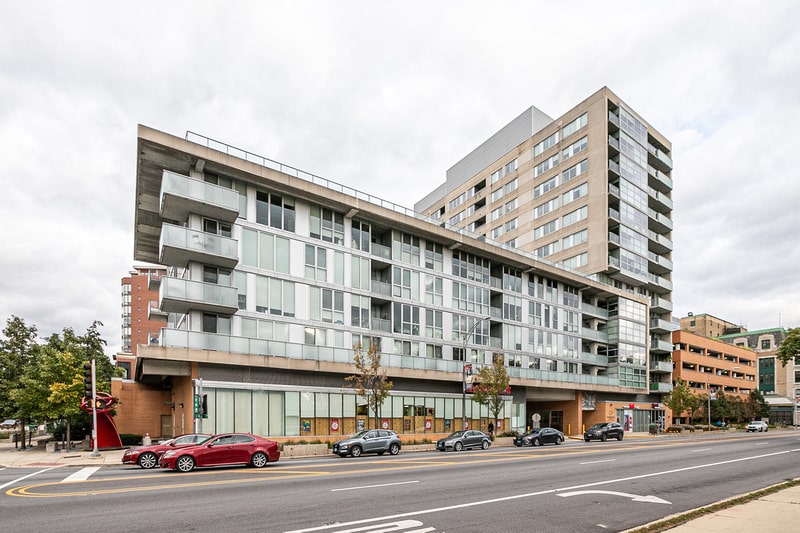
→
(2, 432, 799, 532)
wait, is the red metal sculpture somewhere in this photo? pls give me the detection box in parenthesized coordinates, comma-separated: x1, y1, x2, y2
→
(80, 392, 123, 448)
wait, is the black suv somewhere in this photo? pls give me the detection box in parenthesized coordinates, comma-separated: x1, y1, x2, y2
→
(584, 422, 624, 442)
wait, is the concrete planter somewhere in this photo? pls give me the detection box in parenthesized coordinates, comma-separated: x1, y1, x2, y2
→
(282, 444, 329, 458)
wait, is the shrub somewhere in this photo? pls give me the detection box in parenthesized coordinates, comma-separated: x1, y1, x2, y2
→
(119, 434, 143, 446)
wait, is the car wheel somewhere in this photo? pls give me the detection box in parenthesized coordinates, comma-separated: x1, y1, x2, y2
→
(617, 433, 623, 441)
(389, 443, 400, 455)
(454, 442, 464, 452)
(601, 433, 607, 442)
(350, 445, 363, 457)
(532, 438, 541, 446)
(584, 438, 590, 442)
(481, 440, 490, 450)
(556, 437, 563, 445)
(251, 452, 268, 468)
(138, 452, 158, 469)
(765, 428, 768, 432)
(175, 455, 195, 472)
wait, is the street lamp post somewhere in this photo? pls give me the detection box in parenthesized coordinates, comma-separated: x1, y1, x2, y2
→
(462, 316, 490, 430)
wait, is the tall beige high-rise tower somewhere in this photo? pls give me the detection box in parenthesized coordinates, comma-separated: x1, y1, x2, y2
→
(416, 87, 674, 393)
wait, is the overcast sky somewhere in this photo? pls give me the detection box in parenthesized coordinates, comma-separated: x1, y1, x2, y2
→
(1, 1, 798, 356)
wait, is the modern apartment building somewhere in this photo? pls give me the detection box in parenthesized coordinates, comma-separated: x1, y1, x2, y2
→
(717, 328, 795, 424)
(127, 121, 667, 439)
(679, 312, 744, 337)
(416, 87, 674, 397)
(671, 330, 756, 424)
(117, 266, 167, 372)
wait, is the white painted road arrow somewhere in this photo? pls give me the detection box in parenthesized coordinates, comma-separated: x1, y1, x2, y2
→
(557, 490, 671, 504)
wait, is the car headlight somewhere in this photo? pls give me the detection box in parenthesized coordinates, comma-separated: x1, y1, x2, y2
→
(162, 450, 176, 458)
(340, 443, 349, 449)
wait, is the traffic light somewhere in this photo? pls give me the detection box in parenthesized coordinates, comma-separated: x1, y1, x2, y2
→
(83, 362, 93, 401)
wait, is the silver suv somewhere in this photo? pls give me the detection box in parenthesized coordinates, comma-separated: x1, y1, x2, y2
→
(332, 429, 401, 457)
(746, 420, 768, 432)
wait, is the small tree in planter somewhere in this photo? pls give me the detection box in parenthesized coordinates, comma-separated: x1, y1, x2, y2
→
(470, 353, 510, 440)
(346, 343, 393, 431)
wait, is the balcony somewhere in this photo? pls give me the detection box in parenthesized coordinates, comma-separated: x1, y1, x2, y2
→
(650, 360, 674, 373)
(651, 296, 673, 313)
(650, 318, 673, 333)
(148, 301, 168, 321)
(648, 165, 673, 193)
(608, 182, 620, 198)
(370, 279, 391, 298)
(648, 187, 673, 211)
(648, 251, 673, 275)
(648, 231, 673, 254)
(580, 352, 609, 366)
(608, 159, 620, 178)
(648, 209, 673, 233)
(159, 223, 239, 269)
(581, 302, 609, 319)
(158, 277, 239, 315)
(160, 170, 239, 224)
(582, 328, 609, 343)
(650, 338, 674, 353)
(608, 110, 620, 128)
(370, 243, 391, 264)
(649, 382, 673, 393)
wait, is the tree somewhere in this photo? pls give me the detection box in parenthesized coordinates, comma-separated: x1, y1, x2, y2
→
(663, 378, 699, 424)
(470, 353, 510, 437)
(776, 327, 800, 367)
(744, 389, 770, 421)
(346, 343, 393, 431)
(0, 316, 40, 448)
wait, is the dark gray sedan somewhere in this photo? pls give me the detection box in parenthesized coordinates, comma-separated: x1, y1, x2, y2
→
(436, 430, 491, 452)
(332, 430, 401, 457)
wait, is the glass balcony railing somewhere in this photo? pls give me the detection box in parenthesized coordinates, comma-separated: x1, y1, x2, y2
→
(160, 170, 240, 223)
(159, 277, 238, 315)
(159, 223, 239, 269)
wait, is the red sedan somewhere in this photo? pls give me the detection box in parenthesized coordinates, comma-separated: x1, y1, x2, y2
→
(122, 433, 211, 469)
(159, 433, 280, 472)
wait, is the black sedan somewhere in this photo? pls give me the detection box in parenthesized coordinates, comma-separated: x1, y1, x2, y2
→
(436, 430, 491, 452)
(514, 427, 564, 447)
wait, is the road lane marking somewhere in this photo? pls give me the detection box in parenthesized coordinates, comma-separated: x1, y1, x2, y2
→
(284, 448, 798, 533)
(580, 459, 616, 464)
(0, 467, 59, 491)
(557, 489, 671, 504)
(691, 448, 712, 452)
(61, 467, 100, 482)
(332, 480, 419, 492)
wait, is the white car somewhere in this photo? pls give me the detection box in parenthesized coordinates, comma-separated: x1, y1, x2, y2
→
(746, 420, 768, 432)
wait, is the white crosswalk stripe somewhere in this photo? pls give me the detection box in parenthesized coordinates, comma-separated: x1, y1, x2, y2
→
(61, 467, 100, 482)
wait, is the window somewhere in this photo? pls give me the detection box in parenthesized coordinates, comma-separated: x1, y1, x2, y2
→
(393, 232, 420, 265)
(242, 229, 290, 273)
(491, 226, 503, 239)
(534, 132, 559, 156)
(449, 210, 466, 225)
(562, 206, 588, 228)
(534, 197, 559, 219)
(425, 309, 443, 339)
(562, 229, 588, 250)
(393, 303, 420, 335)
(203, 218, 232, 237)
(562, 253, 588, 269)
(305, 244, 327, 281)
(534, 241, 560, 258)
(256, 277, 295, 316)
(504, 198, 518, 213)
(426, 344, 443, 359)
(503, 267, 522, 292)
(452, 281, 490, 314)
(424, 242, 443, 271)
(310, 287, 344, 324)
(351, 220, 371, 251)
(425, 275, 443, 305)
(562, 159, 588, 183)
(203, 266, 231, 286)
(490, 188, 503, 202)
(394, 339, 419, 356)
(351, 294, 370, 328)
(561, 112, 587, 138)
(256, 190, 295, 231)
(562, 182, 588, 206)
(504, 218, 517, 232)
(534, 219, 559, 239)
(534, 176, 559, 198)
(504, 158, 518, 175)
(310, 204, 344, 244)
(449, 192, 466, 210)
(490, 207, 503, 221)
(534, 154, 559, 177)
(351, 256, 370, 290)
(562, 136, 587, 161)
(451, 251, 490, 283)
(392, 266, 419, 300)
(202, 313, 231, 334)
(490, 168, 502, 184)
(504, 295, 523, 321)
(504, 178, 518, 194)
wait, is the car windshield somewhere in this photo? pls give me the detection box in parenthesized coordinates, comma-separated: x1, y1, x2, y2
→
(349, 431, 369, 439)
(447, 431, 465, 438)
(590, 423, 607, 430)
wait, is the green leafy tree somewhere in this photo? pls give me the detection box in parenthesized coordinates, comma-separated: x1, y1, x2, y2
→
(744, 389, 770, 421)
(346, 343, 393, 430)
(664, 378, 699, 423)
(776, 327, 800, 367)
(0, 316, 40, 448)
(470, 353, 510, 437)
